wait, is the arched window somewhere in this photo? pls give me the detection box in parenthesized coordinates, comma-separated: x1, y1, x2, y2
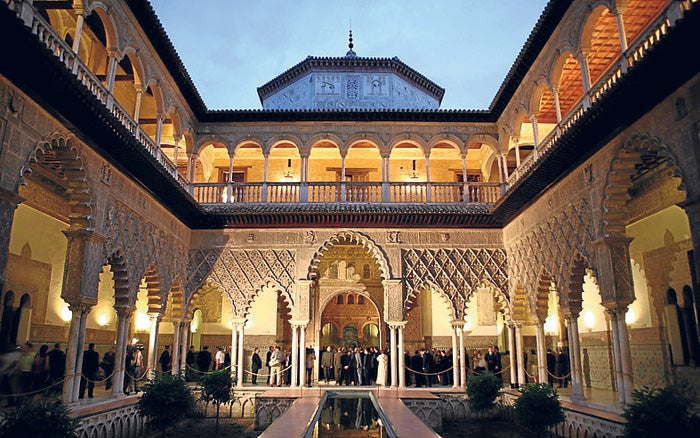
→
(347, 295, 354, 305)
(336, 295, 344, 305)
(358, 295, 365, 305)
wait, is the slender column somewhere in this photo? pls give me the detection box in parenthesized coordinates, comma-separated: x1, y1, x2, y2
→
(173, 137, 181, 168)
(615, 308, 634, 403)
(171, 321, 181, 375)
(530, 114, 540, 151)
(111, 308, 132, 397)
(237, 323, 245, 388)
(397, 324, 406, 388)
(230, 322, 238, 382)
(501, 154, 509, 180)
(566, 315, 585, 401)
(577, 51, 592, 108)
(608, 309, 626, 404)
(147, 315, 160, 380)
(180, 322, 190, 375)
(299, 324, 307, 386)
(105, 49, 119, 94)
(71, 9, 85, 54)
(514, 324, 526, 387)
(552, 88, 562, 125)
(389, 325, 397, 387)
(340, 156, 347, 202)
(262, 154, 269, 202)
(450, 321, 462, 388)
(133, 85, 143, 122)
(507, 324, 517, 388)
(291, 323, 299, 387)
(186, 154, 195, 182)
(613, 7, 629, 52)
(63, 303, 91, 405)
(459, 328, 466, 387)
(425, 156, 431, 182)
(155, 114, 164, 148)
(535, 322, 548, 384)
(512, 136, 521, 167)
(680, 200, 700, 313)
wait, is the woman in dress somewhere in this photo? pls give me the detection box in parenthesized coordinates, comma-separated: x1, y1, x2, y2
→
(375, 349, 388, 386)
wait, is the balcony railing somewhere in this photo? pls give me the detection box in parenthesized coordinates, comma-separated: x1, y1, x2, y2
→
(193, 182, 502, 205)
(9, 0, 189, 189)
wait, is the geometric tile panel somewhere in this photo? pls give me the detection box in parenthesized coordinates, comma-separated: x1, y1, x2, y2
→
(402, 248, 508, 319)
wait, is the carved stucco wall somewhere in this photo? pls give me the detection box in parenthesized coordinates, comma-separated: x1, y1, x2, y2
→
(402, 248, 509, 321)
(187, 249, 296, 317)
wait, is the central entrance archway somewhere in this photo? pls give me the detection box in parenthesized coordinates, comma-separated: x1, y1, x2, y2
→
(320, 290, 381, 348)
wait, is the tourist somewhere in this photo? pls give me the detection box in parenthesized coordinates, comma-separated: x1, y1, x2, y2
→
(185, 345, 195, 380)
(486, 346, 501, 381)
(31, 344, 50, 392)
(159, 345, 171, 373)
(47, 342, 65, 393)
(556, 348, 569, 388)
(376, 349, 388, 386)
(101, 346, 115, 390)
(269, 346, 284, 386)
(131, 346, 144, 393)
(250, 347, 262, 384)
(197, 346, 212, 375)
(321, 346, 333, 383)
(305, 346, 316, 386)
(214, 346, 225, 370)
(333, 347, 343, 384)
(546, 349, 556, 387)
(124, 344, 134, 394)
(265, 346, 274, 384)
(79, 343, 99, 399)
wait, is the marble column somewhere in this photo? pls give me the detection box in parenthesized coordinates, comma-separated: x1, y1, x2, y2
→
(388, 324, 397, 387)
(111, 307, 133, 397)
(179, 322, 190, 375)
(577, 51, 592, 108)
(237, 323, 245, 388)
(507, 324, 517, 388)
(299, 323, 307, 387)
(565, 315, 586, 401)
(514, 324, 526, 387)
(171, 321, 181, 375)
(63, 302, 91, 405)
(397, 323, 406, 388)
(535, 322, 548, 384)
(459, 327, 466, 388)
(147, 314, 161, 380)
(230, 322, 238, 383)
(291, 323, 299, 387)
(451, 320, 463, 388)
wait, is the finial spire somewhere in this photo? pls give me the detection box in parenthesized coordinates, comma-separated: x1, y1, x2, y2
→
(346, 21, 356, 57)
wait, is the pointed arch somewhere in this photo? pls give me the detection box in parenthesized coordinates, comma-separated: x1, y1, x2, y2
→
(20, 134, 94, 231)
(533, 270, 553, 324)
(405, 280, 458, 321)
(242, 278, 294, 320)
(602, 134, 687, 235)
(468, 279, 513, 323)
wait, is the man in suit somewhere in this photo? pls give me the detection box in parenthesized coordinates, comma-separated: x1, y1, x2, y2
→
(79, 343, 99, 399)
(251, 347, 262, 384)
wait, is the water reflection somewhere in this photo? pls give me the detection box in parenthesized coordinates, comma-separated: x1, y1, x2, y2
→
(316, 394, 385, 437)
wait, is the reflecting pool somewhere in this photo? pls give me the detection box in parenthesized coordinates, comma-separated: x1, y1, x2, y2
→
(308, 392, 395, 437)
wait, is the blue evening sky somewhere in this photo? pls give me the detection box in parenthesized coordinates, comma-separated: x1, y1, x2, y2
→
(149, 0, 550, 110)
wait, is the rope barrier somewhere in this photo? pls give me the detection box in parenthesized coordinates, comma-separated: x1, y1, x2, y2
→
(0, 376, 67, 398)
(242, 364, 292, 376)
(402, 364, 455, 376)
(184, 363, 232, 375)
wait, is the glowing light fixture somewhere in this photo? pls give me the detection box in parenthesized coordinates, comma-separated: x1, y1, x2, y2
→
(134, 312, 151, 332)
(97, 314, 110, 327)
(284, 158, 294, 181)
(60, 304, 72, 323)
(544, 315, 558, 335)
(583, 311, 595, 331)
(625, 308, 636, 325)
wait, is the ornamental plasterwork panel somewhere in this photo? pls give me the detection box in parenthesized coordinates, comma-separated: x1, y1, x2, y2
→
(402, 248, 509, 320)
(506, 199, 595, 310)
(187, 249, 295, 316)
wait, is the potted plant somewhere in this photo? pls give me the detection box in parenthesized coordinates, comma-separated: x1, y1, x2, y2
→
(137, 372, 196, 437)
(466, 371, 501, 413)
(514, 383, 565, 437)
(0, 398, 78, 437)
(199, 369, 234, 432)
(623, 383, 700, 437)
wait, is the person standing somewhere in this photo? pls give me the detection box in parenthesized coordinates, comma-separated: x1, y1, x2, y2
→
(305, 347, 316, 387)
(131, 346, 144, 393)
(214, 347, 225, 370)
(265, 346, 274, 385)
(124, 345, 134, 394)
(321, 346, 334, 384)
(185, 345, 195, 380)
(101, 346, 115, 390)
(31, 344, 50, 392)
(269, 346, 284, 386)
(197, 346, 212, 376)
(250, 347, 262, 384)
(159, 345, 171, 374)
(79, 343, 99, 399)
(47, 342, 66, 393)
(375, 349, 388, 386)
(556, 348, 570, 388)
(333, 347, 344, 385)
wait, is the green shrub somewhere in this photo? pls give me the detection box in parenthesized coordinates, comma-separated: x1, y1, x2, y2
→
(466, 372, 501, 411)
(137, 372, 195, 437)
(0, 398, 78, 438)
(514, 383, 565, 437)
(199, 369, 234, 432)
(623, 383, 700, 437)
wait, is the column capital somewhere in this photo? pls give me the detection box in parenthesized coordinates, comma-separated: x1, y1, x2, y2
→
(114, 306, 135, 317)
(602, 301, 632, 315)
(450, 319, 465, 329)
(289, 319, 309, 328)
(385, 320, 407, 329)
(66, 299, 96, 314)
(593, 234, 633, 248)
